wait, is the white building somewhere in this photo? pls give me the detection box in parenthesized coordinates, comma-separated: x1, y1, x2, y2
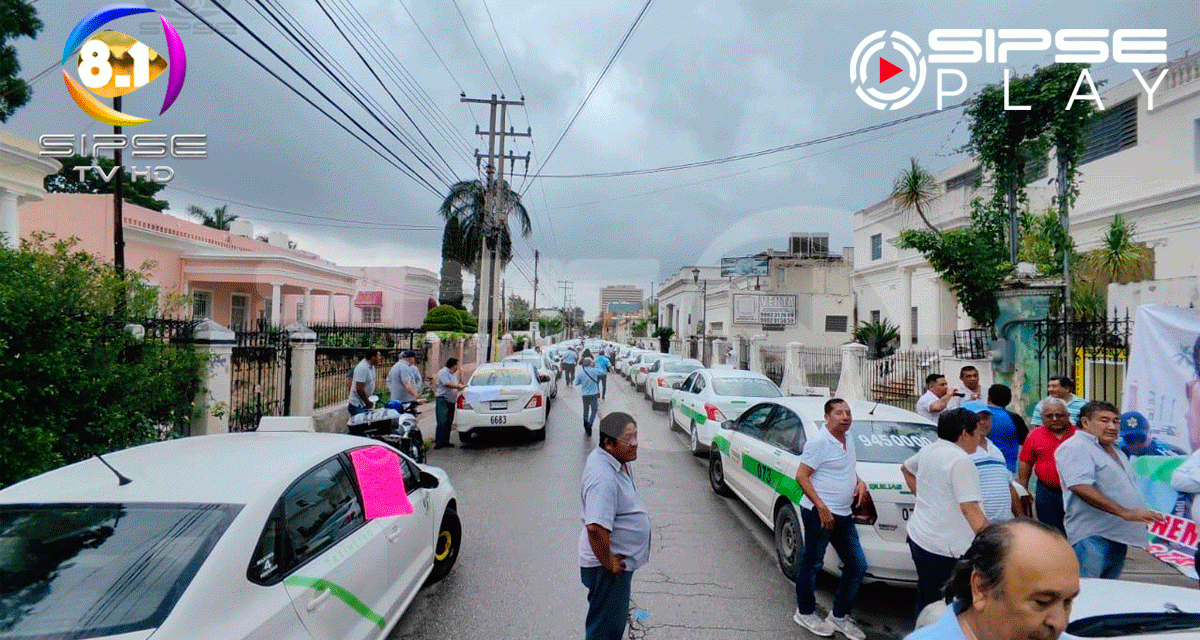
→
(855, 52, 1200, 348)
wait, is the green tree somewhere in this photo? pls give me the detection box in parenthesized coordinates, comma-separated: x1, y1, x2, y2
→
(853, 318, 900, 358)
(437, 179, 531, 315)
(507, 294, 532, 331)
(421, 304, 464, 332)
(187, 204, 238, 230)
(891, 157, 940, 232)
(458, 309, 478, 333)
(0, 235, 205, 487)
(0, 0, 41, 122)
(43, 154, 170, 211)
(536, 315, 563, 336)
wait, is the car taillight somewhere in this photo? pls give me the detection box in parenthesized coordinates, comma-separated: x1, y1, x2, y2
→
(457, 396, 471, 410)
(851, 496, 877, 525)
(525, 394, 542, 409)
(704, 403, 723, 421)
(657, 377, 665, 387)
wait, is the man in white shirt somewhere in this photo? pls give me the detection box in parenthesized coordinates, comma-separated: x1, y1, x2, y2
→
(947, 366, 985, 410)
(901, 407, 989, 616)
(791, 398, 870, 640)
(916, 373, 958, 422)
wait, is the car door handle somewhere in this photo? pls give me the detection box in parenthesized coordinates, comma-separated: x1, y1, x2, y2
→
(387, 525, 403, 541)
(306, 588, 332, 612)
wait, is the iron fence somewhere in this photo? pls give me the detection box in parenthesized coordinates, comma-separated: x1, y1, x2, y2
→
(1032, 314, 1132, 412)
(230, 327, 291, 432)
(798, 346, 843, 390)
(954, 328, 991, 359)
(310, 324, 422, 350)
(862, 349, 941, 413)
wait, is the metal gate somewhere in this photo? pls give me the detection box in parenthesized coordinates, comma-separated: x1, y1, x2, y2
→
(230, 328, 292, 432)
(1032, 315, 1132, 410)
(738, 337, 750, 370)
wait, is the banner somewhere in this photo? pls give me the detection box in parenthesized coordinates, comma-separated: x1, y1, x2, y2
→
(1122, 304, 1200, 579)
(721, 256, 768, 277)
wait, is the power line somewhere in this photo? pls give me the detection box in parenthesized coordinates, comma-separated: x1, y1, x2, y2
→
(519, 0, 655, 198)
(480, 0, 524, 98)
(168, 183, 441, 229)
(174, 0, 446, 197)
(448, 0, 503, 90)
(394, 0, 483, 129)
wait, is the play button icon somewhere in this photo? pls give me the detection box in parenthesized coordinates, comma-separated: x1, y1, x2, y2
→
(879, 57, 903, 83)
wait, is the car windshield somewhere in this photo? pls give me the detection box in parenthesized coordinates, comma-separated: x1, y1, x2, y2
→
(0, 503, 239, 640)
(711, 377, 783, 397)
(471, 368, 533, 386)
(664, 362, 703, 374)
(1067, 611, 1200, 637)
(845, 420, 938, 463)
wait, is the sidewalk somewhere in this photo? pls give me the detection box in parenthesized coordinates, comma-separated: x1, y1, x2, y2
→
(1124, 545, 1195, 589)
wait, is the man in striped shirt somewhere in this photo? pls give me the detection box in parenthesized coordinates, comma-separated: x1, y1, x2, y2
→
(963, 401, 1021, 522)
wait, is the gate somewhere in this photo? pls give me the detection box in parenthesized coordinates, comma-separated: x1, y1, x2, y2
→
(738, 337, 750, 370)
(230, 328, 291, 432)
(1032, 315, 1132, 411)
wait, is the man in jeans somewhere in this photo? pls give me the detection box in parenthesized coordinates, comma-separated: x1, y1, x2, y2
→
(576, 357, 604, 436)
(1017, 398, 1076, 533)
(433, 358, 466, 449)
(793, 398, 869, 639)
(1055, 400, 1164, 578)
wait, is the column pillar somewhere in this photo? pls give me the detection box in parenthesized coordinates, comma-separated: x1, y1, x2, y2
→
(270, 283, 282, 328)
(899, 266, 913, 348)
(301, 287, 312, 324)
(0, 189, 19, 249)
(190, 320, 236, 435)
(425, 332, 442, 380)
(749, 333, 767, 373)
(835, 342, 869, 401)
(327, 293, 336, 324)
(286, 323, 317, 416)
(784, 341, 813, 395)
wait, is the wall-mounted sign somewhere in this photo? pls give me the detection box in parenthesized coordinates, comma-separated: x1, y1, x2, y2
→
(733, 294, 797, 325)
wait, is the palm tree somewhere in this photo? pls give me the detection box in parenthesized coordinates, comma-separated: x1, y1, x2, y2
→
(438, 179, 531, 315)
(1086, 214, 1152, 284)
(188, 204, 238, 230)
(890, 157, 940, 232)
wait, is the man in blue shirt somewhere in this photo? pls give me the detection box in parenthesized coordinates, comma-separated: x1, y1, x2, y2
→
(576, 357, 604, 436)
(983, 385, 1023, 472)
(562, 348, 579, 387)
(595, 351, 611, 400)
(907, 519, 1078, 640)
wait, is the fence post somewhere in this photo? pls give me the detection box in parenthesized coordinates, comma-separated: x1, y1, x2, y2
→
(425, 332, 442, 380)
(749, 334, 767, 373)
(191, 319, 236, 436)
(784, 342, 811, 394)
(711, 337, 725, 367)
(501, 333, 513, 357)
(835, 342, 869, 401)
(286, 323, 317, 417)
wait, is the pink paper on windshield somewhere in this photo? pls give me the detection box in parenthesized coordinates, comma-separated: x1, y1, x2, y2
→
(349, 446, 414, 519)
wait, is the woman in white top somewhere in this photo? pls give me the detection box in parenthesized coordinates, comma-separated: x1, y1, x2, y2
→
(900, 407, 989, 616)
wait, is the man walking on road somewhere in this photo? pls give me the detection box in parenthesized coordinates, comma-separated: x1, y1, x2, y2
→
(562, 347, 579, 387)
(595, 350, 611, 400)
(580, 412, 650, 640)
(1055, 400, 1164, 578)
(348, 349, 382, 417)
(1017, 398, 1076, 533)
(792, 398, 870, 639)
(433, 358, 466, 449)
(576, 357, 604, 436)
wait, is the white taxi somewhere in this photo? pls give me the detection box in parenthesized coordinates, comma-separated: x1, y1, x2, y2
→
(668, 369, 782, 454)
(0, 421, 459, 640)
(502, 353, 559, 408)
(708, 397, 936, 584)
(644, 358, 704, 407)
(455, 362, 548, 442)
(631, 353, 678, 391)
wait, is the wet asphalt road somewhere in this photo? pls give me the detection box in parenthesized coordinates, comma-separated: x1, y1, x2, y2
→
(388, 372, 915, 640)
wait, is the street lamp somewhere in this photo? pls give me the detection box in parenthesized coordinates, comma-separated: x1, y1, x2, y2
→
(692, 268, 707, 364)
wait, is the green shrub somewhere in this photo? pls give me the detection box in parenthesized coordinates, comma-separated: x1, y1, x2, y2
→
(422, 305, 464, 332)
(0, 236, 206, 487)
(458, 309, 478, 333)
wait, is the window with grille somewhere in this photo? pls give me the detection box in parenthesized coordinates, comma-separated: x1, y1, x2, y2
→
(911, 306, 919, 343)
(1081, 97, 1137, 165)
(362, 306, 381, 323)
(231, 294, 249, 330)
(825, 315, 848, 332)
(870, 234, 882, 261)
(871, 309, 881, 324)
(191, 290, 212, 319)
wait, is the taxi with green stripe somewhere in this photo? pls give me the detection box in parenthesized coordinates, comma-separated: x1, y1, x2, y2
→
(669, 368, 783, 455)
(707, 396, 937, 585)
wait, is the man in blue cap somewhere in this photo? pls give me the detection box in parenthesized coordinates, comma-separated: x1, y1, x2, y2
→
(1119, 411, 1186, 457)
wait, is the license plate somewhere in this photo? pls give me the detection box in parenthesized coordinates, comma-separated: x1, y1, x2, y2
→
(490, 415, 507, 425)
(899, 503, 914, 521)
(490, 401, 508, 410)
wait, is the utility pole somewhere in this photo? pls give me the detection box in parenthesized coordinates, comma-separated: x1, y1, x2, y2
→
(462, 94, 530, 362)
(113, 95, 126, 316)
(531, 250, 539, 341)
(558, 280, 573, 340)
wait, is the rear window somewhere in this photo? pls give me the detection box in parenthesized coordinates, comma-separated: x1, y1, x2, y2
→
(0, 503, 239, 640)
(848, 421, 938, 463)
(471, 367, 533, 386)
(664, 362, 703, 374)
(711, 377, 782, 397)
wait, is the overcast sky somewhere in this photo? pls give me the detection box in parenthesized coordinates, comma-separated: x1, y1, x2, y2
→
(9, 0, 1198, 317)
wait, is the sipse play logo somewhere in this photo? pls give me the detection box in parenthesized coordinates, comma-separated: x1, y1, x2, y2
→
(850, 29, 1169, 111)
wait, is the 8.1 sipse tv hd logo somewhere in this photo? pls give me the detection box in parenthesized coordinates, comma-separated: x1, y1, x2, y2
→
(850, 28, 1170, 111)
(38, 3, 208, 184)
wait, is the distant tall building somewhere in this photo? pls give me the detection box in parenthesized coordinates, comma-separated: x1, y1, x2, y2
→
(599, 285, 644, 314)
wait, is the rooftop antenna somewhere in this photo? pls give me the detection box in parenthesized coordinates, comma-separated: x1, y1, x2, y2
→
(95, 454, 132, 486)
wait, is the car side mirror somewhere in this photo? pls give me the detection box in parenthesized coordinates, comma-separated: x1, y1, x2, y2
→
(720, 420, 734, 431)
(539, 374, 550, 383)
(419, 471, 440, 489)
(672, 382, 682, 390)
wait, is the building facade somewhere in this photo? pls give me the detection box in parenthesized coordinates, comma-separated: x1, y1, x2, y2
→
(599, 284, 644, 314)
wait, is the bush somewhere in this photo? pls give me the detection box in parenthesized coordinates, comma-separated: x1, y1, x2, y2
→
(458, 310, 478, 333)
(0, 236, 206, 487)
(422, 305, 464, 332)
(854, 318, 900, 358)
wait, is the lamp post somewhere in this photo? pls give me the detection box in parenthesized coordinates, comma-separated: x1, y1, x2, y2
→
(692, 268, 707, 364)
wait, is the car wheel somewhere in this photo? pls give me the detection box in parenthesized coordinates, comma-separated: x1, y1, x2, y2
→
(708, 447, 733, 497)
(774, 503, 802, 581)
(426, 507, 461, 584)
(458, 429, 474, 444)
(668, 407, 678, 431)
(689, 422, 705, 456)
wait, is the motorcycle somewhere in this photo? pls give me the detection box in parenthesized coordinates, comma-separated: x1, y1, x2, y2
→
(346, 395, 426, 464)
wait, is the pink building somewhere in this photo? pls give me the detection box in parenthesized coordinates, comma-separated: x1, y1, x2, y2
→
(297, 266, 439, 327)
(20, 193, 359, 328)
